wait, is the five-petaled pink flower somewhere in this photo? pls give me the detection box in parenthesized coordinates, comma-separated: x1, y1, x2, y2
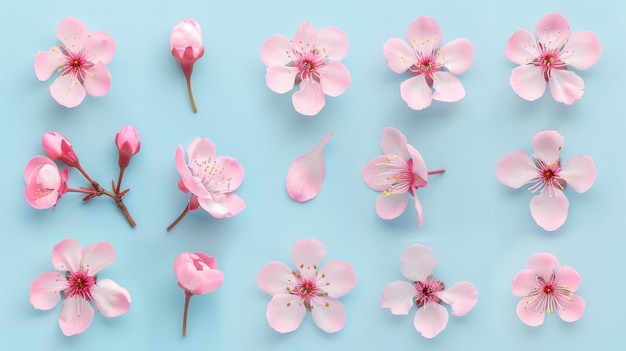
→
(362, 127, 444, 228)
(383, 16, 474, 110)
(260, 22, 351, 116)
(170, 18, 204, 113)
(30, 238, 131, 336)
(24, 156, 69, 209)
(496, 130, 596, 231)
(381, 244, 478, 338)
(34, 17, 115, 108)
(506, 12, 601, 104)
(257, 238, 357, 333)
(512, 252, 584, 326)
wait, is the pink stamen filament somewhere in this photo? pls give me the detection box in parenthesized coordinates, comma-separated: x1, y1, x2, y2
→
(524, 274, 573, 314)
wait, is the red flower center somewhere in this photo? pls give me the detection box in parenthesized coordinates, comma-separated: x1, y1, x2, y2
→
(65, 271, 96, 300)
(414, 276, 445, 306)
(533, 44, 566, 81)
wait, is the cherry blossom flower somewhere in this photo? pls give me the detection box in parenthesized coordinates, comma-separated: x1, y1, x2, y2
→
(260, 22, 351, 116)
(115, 126, 141, 169)
(34, 17, 115, 108)
(286, 133, 332, 202)
(362, 127, 444, 228)
(170, 18, 204, 113)
(506, 13, 601, 104)
(24, 156, 69, 209)
(257, 238, 357, 333)
(42, 131, 79, 168)
(496, 130, 596, 231)
(167, 138, 245, 232)
(30, 238, 131, 336)
(383, 16, 474, 110)
(512, 252, 584, 326)
(174, 252, 224, 337)
(381, 244, 477, 338)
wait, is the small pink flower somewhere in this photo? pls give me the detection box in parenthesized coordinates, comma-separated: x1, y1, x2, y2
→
(381, 245, 478, 338)
(383, 16, 474, 110)
(260, 22, 351, 116)
(257, 238, 357, 333)
(42, 131, 79, 167)
(286, 133, 332, 202)
(174, 252, 224, 337)
(24, 156, 69, 209)
(496, 130, 596, 231)
(115, 126, 140, 168)
(512, 253, 584, 326)
(506, 13, 601, 104)
(170, 18, 204, 113)
(30, 238, 131, 336)
(362, 127, 444, 228)
(34, 17, 115, 108)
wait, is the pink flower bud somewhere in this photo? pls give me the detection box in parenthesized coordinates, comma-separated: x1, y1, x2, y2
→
(24, 156, 69, 209)
(42, 132, 79, 167)
(170, 18, 204, 78)
(174, 252, 224, 295)
(115, 125, 140, 168)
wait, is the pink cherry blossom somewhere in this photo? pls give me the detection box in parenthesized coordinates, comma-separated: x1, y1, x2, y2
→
(260, 22, 351, 116)
(257, 238, 357, 333)
(383, 16, 474, 110)
(496, 130, 596, 231)
(167, 138, 245, 232)
(286, 133, 332, 202)
(24, 156, 69, 209)
(381, 244, 477, 338)
(34, 17, 115, 108)
(170, 18, 204, 113)
(30, 238, 131, 336)
(512, 253, 584, 326)
(506, 13, 601, 104)
(42, 131, 79, 167)
(115, 125, 141, 168)
(362, 127, 444, 228)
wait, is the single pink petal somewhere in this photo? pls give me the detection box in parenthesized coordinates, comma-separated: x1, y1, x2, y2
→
(509, 65, 546, 101)
(561, 32, 601, 70)
(362, 156, 392, 192)
(310, 296, 346, 333)
(375, 192, 408, 219)
(316, 259, 357, 298)
(548, 69, 584, 105)
(383, 38, 417, 74)
(530, 189, 569, 231)
(292, 23, 319, 52)
(291, 238, 326, 271)
(436, 281, 478, 317)
(512, 269, 539, 297)
(555, 265, 581, 292)
(381, 127, 408, 158)
(406, 16, 443, 54)
(215, 156, 244, 192)
(197, 193, 245, 218)
(187, 138, 216, 165)
(30, 272, 68, 310)
(266, 294, 306, 333)
(400, 244, 436, 282)
(317, 27, 349, 61)
(49, 75, 87, 108)
(58, 296, 94, 336)
(400, 75, 433, 110)
(532, 130, 564, 163)
(175, 145, 206, 197)
(516, 297, 545, 326)
(535, 13, 571, 50)
(265, 65, 298, 94)
(34, 47, 63, 81)
(83, 61, 111, 97)
(496, 150, 536, 189)
(292, 79, 326, 116)
(431, 71, 465, 102)
(381, 280, 416, 315)
(260, 34, 293, 67)
(84, 30, 116, 64)
(52, 238, 82, 273)
(318, 61, 351, 97)
(257, 261, 295, 296)
(413, 301, 449, 338)
(505, 29, 540, 65)
(414, 195, 424, 229)
(90, 279, 131, 318)
(559, 155, 596, 193)
(528, 253, 559, 279)
(195, 252, 218, 270)
(81, 242, 115, 275)
(286, 133, 332, 202)
(438, 39, 473, 75)
(555, 294, 585, 322)
(56, 17, 89, 49)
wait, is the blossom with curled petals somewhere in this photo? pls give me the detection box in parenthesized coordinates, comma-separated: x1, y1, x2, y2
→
(24, 156, 69, 209)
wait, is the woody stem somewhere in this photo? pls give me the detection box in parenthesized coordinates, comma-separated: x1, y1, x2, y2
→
(427, 169, 445, 175)
(182, 291, 192, 337)
(167, 204, 190, 232)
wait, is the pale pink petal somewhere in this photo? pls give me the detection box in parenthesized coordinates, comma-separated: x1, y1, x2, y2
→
(57, 17, 89, 49)
(560, 32, 601, 70)
(400, 75, 433, 110)
(49, 75, 87, 108)
(260, 34, 293, 66)
(34, 47, 63, 81)
(85, 30, 115, 64)
(310, 296, 346, 333)
(512, 269, 539, 297)
(175, 146, 206, 197)
(532, 130, 564, 163)
(83, 61, 111, 97)
(436, 281, 478, 317)
(293, 23, 319, 53)
(317, 27, 349, 61)
(215, 156, 244, 191)
(316, 259, 357, 298)
(81, 242, 115, 275)
(400, 244, 436, 281)
(291, 238, 326, 271)
(195, 252, 218, 269)
(559, 155, 596, 193)
(265, 65, 298, 94)
(90, 279, 131, 318)
(286, 133, 332, 202)
(556, 295, 585, 322)
(496, 150, 536, 189)
(381, 127, 408, 158)
(197, 193, 245, 218)
(510, 65, 546, 101)
(406, 16, 443, 54)
(375, 192, 408, 219)
(318, 61, 351, 97)
(383, 38, 417, 73)
(59, 295, 95, 336)
(266, 294, 306, 333)
(528, 253, 559, 279)
(381, 280, 416, 315)
(438, 39, 473, 75)
(362, 156, 392, 192)
(292, 79, 325, 116)
(169, 19, 203, 52)
(505, 29, 540, 65)
(431, 71, 465, 102)
(413, 301, 449, 338)
(530, 189, 569, 231)
(257, 261, 295, 296)
(535, 13, 571, 50)
(414, 194, 424, 229)
(24, 156, 55, 182)
(516, 297, 545, 326)
(52, 238, 82, 273)
(187, 138, 216, 165)
(30, 272, 67, 310)
(555, 265, 581, 292)
(548, 69, 584, 105)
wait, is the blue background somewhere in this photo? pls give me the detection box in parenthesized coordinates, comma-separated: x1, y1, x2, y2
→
(1, 0, 623, 349)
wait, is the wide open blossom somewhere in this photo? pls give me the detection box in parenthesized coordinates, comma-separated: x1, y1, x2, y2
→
(362, 127, 444, 228)
(30, 238, 131, 336)
(286, 133, 332, 202)
(496, 130, 596, 231)
(383, 16, 474, 110)
(257, 238, 357, 333)
(512, 252, 584, 326)
(506, 13, 601, 104)
(260, 22, 351, 116)
(381, 244, 477, 338)
(24, 156, 69, 209)
(34, 17, 115, 108)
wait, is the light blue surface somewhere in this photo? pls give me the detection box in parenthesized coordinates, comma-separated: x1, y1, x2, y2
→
(2, 0, 624, 349)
